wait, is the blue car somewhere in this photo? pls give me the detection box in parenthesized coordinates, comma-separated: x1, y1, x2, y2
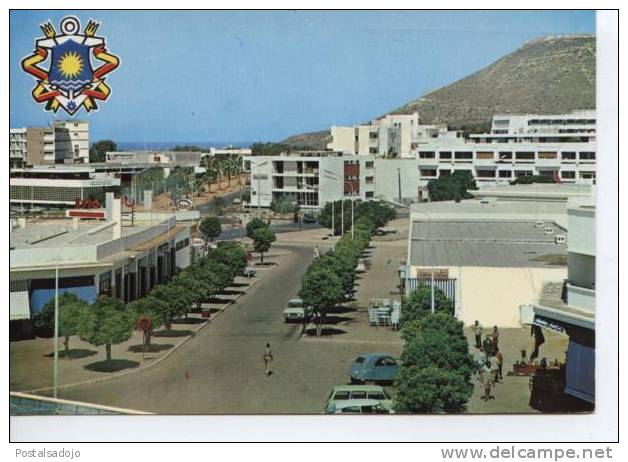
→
(348, 353, 400, 384)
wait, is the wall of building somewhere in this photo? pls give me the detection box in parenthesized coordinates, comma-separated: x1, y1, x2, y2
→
(408, 266, 567, 327)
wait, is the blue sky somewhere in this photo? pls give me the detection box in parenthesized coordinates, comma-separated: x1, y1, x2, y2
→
(10, 10, 595, 143)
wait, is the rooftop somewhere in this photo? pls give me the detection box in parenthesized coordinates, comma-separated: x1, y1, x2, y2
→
(409, 220, 567, 268)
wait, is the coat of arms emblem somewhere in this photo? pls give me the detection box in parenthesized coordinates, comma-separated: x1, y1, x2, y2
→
(21, 16, 120, 115)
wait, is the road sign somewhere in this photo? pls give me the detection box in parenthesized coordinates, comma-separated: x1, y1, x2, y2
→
(137, 316, 152, 333)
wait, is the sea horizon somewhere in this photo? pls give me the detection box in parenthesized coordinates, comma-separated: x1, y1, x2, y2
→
(116, 141, 256, 151)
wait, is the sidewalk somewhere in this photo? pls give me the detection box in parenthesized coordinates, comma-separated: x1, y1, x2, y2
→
(9, 273, 270, 393)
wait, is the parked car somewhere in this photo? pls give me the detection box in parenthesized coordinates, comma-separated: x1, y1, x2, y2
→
(348, 353, 400, 384)
(324, 399, 393, 414)
(233, 198, 242, 204)
(282, 298, 313, 322)
(324, 385, 393, 413)
(302, 213, 317, 224)
(241, 265, 256, 277)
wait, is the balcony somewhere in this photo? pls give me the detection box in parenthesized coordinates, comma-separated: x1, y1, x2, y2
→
(566, 283, 595, 313)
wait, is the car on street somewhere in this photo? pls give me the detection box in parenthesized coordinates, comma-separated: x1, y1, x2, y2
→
(282, 298, 313, 322)
(233, 198, 242, 204)
(241, 265, 256, 277)
(324, 385, 393, 413)
(302, 213, 317, 224)
(348, 353, 400, 384)
(324, 399, 393, 414)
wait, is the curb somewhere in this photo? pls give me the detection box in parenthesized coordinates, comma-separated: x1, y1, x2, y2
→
(24, 278, 260, 395)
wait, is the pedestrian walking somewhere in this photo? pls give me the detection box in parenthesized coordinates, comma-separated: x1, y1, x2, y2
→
(313, 245, 320, 259)
(482, 334, 493, 361)
(492, 325, 500, 355)
(479, 362, 494, 401)
(263, 342, 274, 376)
(472, 320, 483, 349)
(495, 348, 504, 381)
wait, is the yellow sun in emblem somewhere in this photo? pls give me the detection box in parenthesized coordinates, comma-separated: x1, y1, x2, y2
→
(57, 51, 84, 79)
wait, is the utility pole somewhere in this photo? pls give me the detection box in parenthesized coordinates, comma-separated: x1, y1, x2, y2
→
(397, 167, 402, 203)
(431, 268, 435, 314)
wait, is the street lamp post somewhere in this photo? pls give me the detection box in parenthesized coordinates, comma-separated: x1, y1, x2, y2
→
(414, 209, 436, 314)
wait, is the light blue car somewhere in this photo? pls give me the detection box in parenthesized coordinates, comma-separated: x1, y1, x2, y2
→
(348, 353, 400, 384)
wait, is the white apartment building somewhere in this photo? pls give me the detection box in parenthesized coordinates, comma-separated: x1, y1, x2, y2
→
(414, 111, 597, 187)
(9, 128, 27, 168)
(10, 166, 121, 207)
(54, 120, 90, 163)
(9, 126, 71, 167)
(244, 152, 425, 209)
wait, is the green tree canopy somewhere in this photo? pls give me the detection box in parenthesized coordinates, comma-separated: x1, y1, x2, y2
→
(394, 365, 474, 414)
(400, 285, 454, 326)
(298, 266, 344, 336)
(149, 283, 194, 329)
(89, 140, 117, 163)
(252, 227, 276, 263)
(200, 216, 222, 241)
(34, 292, 89, 355)
(79, 296, 134, 361)
(206, 241, 247, 278)
(427, 171, 478, 202)
(246, 217, 269, 238)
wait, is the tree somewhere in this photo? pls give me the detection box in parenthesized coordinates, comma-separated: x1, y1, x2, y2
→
(427, 171, 477, 202)
(34, 292, 89, 356)
(400, 285, 454, 326)
(149, 283, 194, 329)
(394, 365, 474, 414)
(200, 216, 222, 241)
(207, 241, 247, 279)
(211, 196, 225, 214)
(401, 314, 477, 380)
(89, 140, 117, 163)
(128, 296, 165, 346)
(252, 227, 276, 263)
(298, 266, 344, 336)
(79, 296, 134, 361)
(246, 217, 268, 239)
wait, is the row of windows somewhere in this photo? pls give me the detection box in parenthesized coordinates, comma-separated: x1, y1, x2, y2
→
(10, 186, 113, 202)
(417, 151, 596, 161)
(420, 168, 595, 178)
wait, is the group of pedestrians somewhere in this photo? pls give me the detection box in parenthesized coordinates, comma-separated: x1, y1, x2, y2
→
(472, 320, 504, 401)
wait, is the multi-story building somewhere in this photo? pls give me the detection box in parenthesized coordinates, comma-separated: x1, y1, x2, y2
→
(54, 120, 90, 163)
(10, 166, 121, 207)
(10, 194, 195, 338)
(521, 196, 596, 404)
(9, 128, 27, 168)
(244, 152, 424, 209)
(9, 126, 71, 167)
(414, 111, 597, 187)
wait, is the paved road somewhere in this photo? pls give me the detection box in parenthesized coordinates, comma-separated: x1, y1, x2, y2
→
(218, 221, 322, 241)
(57, 242, 372, 414)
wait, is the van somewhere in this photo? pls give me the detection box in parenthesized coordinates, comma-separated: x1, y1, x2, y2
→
(324, 385, 393, 413)
(324, 399, 393, 414)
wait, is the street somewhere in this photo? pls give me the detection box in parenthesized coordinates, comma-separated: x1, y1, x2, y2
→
(56, 242, 385, 414)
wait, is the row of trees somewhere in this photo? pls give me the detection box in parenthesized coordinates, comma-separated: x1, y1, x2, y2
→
(393, 288, 476, 413)
(318, 200, 397, 236)
(34, 242, 247, 362)
(426, 171, 478, 202)
(245, 218, 276, 263)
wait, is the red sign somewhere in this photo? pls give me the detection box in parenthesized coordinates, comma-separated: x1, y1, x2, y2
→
(245, 251, 253, 262)
(66, 209, 106, 219)
(137, 316, 152, 333)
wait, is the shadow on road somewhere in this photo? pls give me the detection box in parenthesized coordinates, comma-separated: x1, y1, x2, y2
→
(84, 359, 140, 373)
(303, 326, 348, 337)
(127, 343, 174, 353)
(44, 349, 98, 359)
(153, 329, 195, 338)
(324, 315, 355, 325)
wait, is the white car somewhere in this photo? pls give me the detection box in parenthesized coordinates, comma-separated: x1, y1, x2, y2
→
(324, 399, 393, 414)
(282, 298, 313, 322)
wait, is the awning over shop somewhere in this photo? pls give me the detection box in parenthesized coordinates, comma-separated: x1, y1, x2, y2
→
(10, 291, 31, 320)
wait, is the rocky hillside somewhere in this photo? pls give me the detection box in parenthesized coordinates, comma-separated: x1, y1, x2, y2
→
(282, 34, 595, 149)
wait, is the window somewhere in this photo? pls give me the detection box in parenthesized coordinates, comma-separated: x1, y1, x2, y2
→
(341, 407, 361, 414)
(365, 190, 375, 198)
(538, 152, 558, 159)
(515, 170, 533, 177)
(439, 151, 452, 159)
(561, 152, 576, 160)
(498, 170, 512, 178)
(368, 391, 385, 400)
(350, 391, 367, 399)
(476, 170, 496, 178)
(355, 356, 365, 364)
(333, 392, 350, 400)
(365, 176, 374, 184)
(365, 161, 374, 169)
(369, 148, 378, 154)
(439, 170, 451, 177)
(420, 169, 437, 177)
(579, 152, 596, 160)
(419, 151, 435, 159)
(498, 152, 512, 160)
(476, 152, 494, 160)
(561, 171, 576, 179)
(515, 151, 535, 160)
(99, 271, 112, 296)
(454, 151, 473, 160)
